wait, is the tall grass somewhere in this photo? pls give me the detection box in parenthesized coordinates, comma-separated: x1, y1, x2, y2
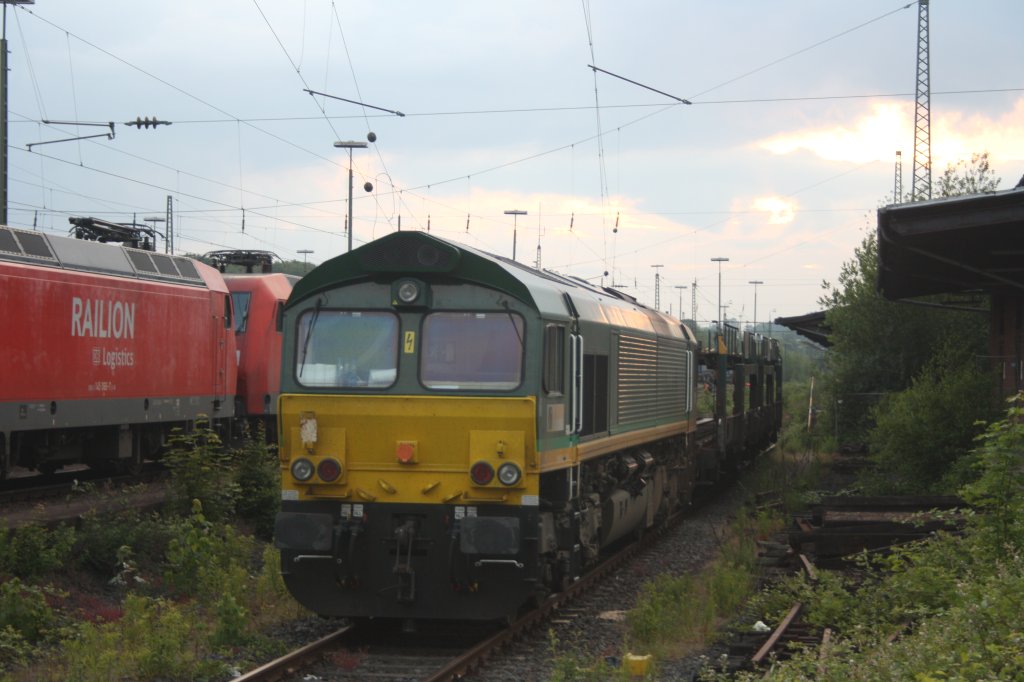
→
(625, 448, 825, 661)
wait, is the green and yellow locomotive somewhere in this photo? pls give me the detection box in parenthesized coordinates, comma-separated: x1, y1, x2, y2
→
(273, 231, 705, 623)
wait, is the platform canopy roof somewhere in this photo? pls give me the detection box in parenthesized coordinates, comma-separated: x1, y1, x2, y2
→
(877, 184, 1024, 301)
(774, 311, 830, 348)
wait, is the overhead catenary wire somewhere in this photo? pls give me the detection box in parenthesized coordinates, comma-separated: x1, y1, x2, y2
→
(4, 0, 983, 285)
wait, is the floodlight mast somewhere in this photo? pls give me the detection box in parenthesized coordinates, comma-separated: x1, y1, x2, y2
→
(504, 210, 527, 260)
(334, 140, 369, 252)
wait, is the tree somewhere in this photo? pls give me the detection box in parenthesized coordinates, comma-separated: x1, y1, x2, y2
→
(819, 231, 984, 441)
(866, 340, 995, 493)
(819, 153, 999, 477)
(936, 152, 1000, 198)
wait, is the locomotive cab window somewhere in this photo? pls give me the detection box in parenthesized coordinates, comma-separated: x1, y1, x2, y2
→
(421, 312, 524, 390)
(542, 324, 565, 395)
(231, 292, 251, 333)
(295, 310, 399, 388)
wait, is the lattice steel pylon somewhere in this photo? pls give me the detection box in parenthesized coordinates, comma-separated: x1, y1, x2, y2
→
(912, 0, 931, 202)
(651, 265, 663, 311)
(691, 280, 697, 325)
(894, 150, 903, 203)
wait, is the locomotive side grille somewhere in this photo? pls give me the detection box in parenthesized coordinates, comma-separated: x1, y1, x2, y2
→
(0, 227, 58, 263)
(616, 334, 659, 425)
(173, 257, 202, 281)
(127, 250, 158, 273)
(119, 248, 206, 286)
(15, 232, 55, 260)
(0, 227, 20, 254)
(656, 343, 688, 420)
(151, 253, 181, 276)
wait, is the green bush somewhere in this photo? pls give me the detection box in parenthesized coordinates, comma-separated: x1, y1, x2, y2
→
(232, 424, 281, 540)
(0, 525, 76, 579)
(866, 344, 995, 494)
(74, 508, 173, 576)
(163, 419, 240, 522)
(163, 501, 254, 605)
(778, 379, 833, 455)
(706, 397, 1024, 681)
(248, 545, 305, 627)
(960, 394, 1024, 548)
(0, 623, 34, 672)
(210, 593, 248, 648)
(61, 594, 228, 682)
(0, 579, 59, 644)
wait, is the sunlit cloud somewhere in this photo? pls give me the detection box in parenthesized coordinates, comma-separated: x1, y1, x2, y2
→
(932, 97, 1024, 169)
(751, 196, 797, 225)
(756, 97, 1024, 173)
(758, 102, 911, 164)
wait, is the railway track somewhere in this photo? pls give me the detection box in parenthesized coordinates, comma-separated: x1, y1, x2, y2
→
(237, 508, 690, 682)
(0, 464, 167, 528)
(722, 494, 968, 672)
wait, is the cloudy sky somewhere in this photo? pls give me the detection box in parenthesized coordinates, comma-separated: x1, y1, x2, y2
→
(7, 1, 1023, 323)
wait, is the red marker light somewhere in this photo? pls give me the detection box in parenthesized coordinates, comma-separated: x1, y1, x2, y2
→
(318, 458, 343, 482)
(470, 461, 495, 485)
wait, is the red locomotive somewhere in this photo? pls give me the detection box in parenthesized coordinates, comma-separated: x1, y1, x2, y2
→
(0, 227, 296, 479)
(208, 250, 299, 436)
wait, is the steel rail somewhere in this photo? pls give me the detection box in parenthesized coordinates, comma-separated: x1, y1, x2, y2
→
(751, 602, 803, 665)
(234, 626, 352, 682)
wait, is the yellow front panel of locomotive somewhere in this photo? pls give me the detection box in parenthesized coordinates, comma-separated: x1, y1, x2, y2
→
(279, 394, 538, 505)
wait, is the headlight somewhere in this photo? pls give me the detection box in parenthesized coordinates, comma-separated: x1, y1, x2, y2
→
(317, 458, 343, 482)
(497, 462, 522, 486)
(397, 281, 420, 304)
(469, 461, 495, 486)
(291, 458, 314, 482)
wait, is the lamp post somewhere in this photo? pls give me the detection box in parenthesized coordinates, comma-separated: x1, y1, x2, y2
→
(711, 257, 729, 332)
(334, 139, 369, 252)
(298, 249, 314, 272)
(748, 280, 763, 333)
(504, 210, 527, 260)
(674, 285, 688, 321)
(143, 216, 165, 253)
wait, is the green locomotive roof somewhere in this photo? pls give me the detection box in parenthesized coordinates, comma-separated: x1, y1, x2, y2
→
(288, 231, 689, 340)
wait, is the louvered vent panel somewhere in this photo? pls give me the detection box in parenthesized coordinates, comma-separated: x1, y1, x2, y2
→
(127, 250, 157, 273)
(617, 334, 659, 425)
(657, 342, 688, 420)
(15, 232, 55, 259)
(151, 253, 180, 276)
(0, 228, 19, 254)
(174, 257, 202, 281)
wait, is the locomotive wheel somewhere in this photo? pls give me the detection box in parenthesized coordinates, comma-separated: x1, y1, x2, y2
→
(37, 462, 59, 476)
